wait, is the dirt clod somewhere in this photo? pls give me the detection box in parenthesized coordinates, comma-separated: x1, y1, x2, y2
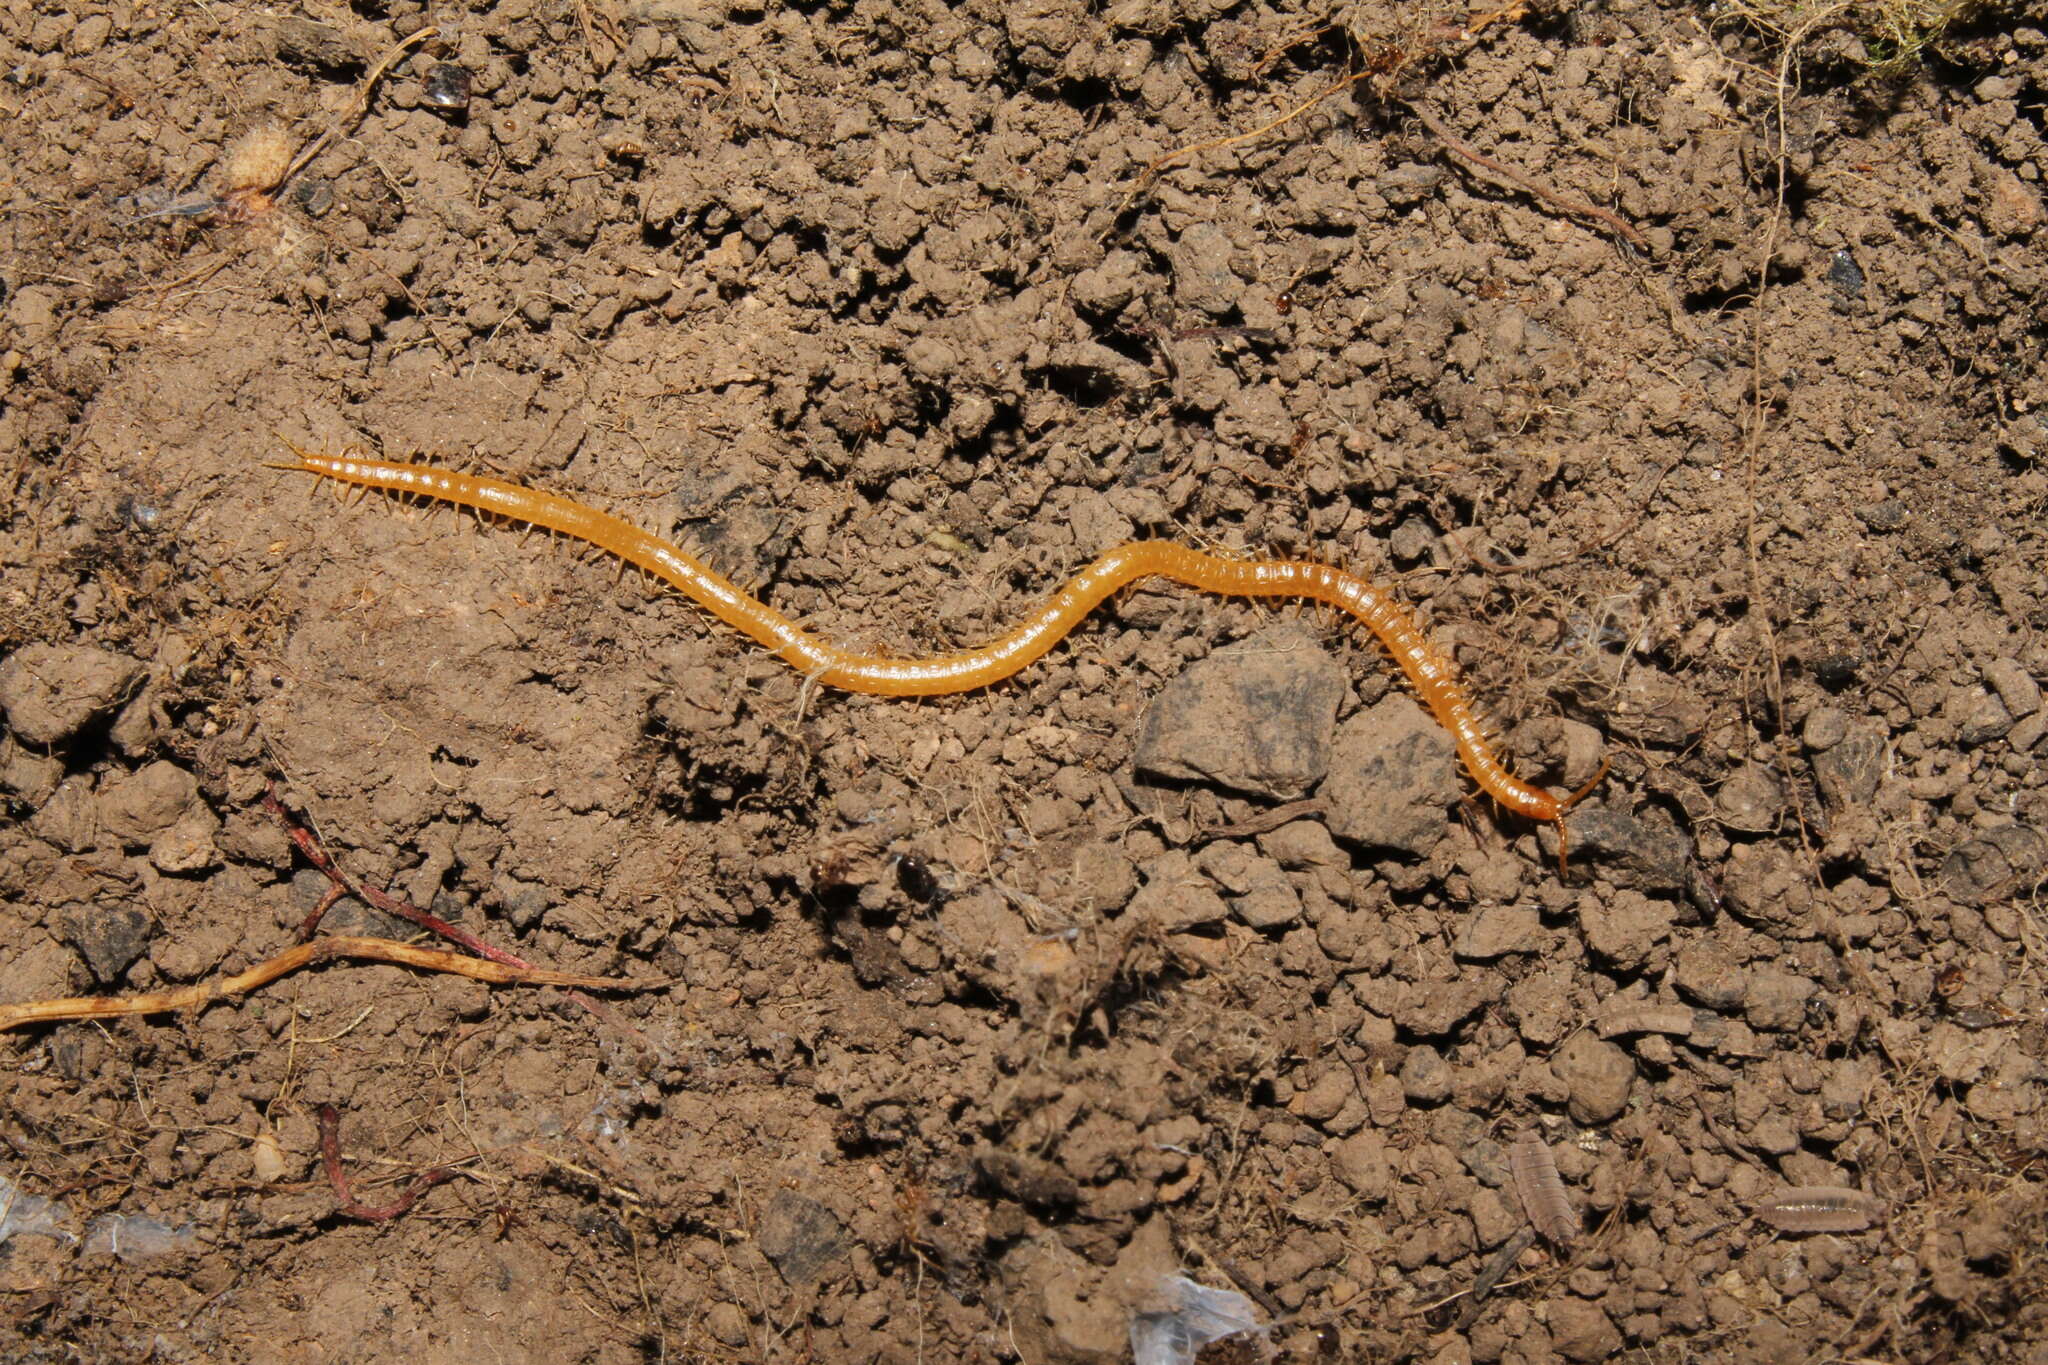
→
(1321, 696, 1462, 857)
(0, 643, 144, 746)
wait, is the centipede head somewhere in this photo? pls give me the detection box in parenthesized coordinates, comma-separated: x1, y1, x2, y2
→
(264, 431, 320, 472)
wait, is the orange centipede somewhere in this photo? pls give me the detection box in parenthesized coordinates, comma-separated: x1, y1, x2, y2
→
(273, 446, 1607, 869)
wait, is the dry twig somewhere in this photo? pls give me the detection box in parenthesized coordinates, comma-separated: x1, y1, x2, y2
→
(0, 934, 659, 1032)
(1404, 102, 1649, 249)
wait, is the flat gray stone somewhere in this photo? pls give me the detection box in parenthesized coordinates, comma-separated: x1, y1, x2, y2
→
(1133, 626, 1345, 801)
(1320, 695, 1460, 858)
(757, 1191, 848, 1288)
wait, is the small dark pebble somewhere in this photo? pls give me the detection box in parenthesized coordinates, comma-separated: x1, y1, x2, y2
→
(757, 1190, 849, 1287)
(61, 904, 153, 983)
(1942, 825, 2046, 907)
(1811, 652, 1860, 690)
(117, 495, 161, 531)
(1556, 804, 1689, 892)
(1826, 248, 1864, 299)
(289, 180, 334, 217)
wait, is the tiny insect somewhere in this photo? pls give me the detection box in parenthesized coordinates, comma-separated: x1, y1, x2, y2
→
(1753, 1186, 1884, 1234)
(1511, 1131, 1579, 1246)
(810, 849, 855, 894)
(896, 854, 946, 907)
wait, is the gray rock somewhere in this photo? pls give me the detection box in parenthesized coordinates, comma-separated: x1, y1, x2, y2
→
(61, 904, 153, 983)
(1563, 803, 1688, 892)
(757, 1190, 848, 1287)
(1812, 722, 1885, 813)
(1399, 1045, 1452, 1104)
(1320, 696, 1461, 858)
(0, 643, 146, 746)
(1942, 825, 2046, 907)
(1133, 626, 1345, 801)
(1949, 685, 2014, 745)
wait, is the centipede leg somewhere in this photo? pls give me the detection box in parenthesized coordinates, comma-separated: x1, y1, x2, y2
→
(1561, 754, 1610, 813)
(1552, 754, 1609, 878)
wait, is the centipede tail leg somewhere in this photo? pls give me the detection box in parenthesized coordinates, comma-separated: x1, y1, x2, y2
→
(1553, 754, 1610, 878)
(1561, 754, 1610, 813)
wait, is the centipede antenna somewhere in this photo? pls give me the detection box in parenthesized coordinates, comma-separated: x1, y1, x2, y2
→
(1561, 754, 1610, 813)
(1551, 754, 1610, 878)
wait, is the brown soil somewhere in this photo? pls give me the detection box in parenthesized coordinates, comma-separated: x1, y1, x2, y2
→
(4, 2, 2046, 1361)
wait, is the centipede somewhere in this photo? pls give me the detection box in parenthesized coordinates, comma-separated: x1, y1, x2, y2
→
(273, 446, 1608, 870)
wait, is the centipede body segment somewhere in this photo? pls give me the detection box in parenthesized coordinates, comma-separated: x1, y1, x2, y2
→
(275, 448, 1605, 866)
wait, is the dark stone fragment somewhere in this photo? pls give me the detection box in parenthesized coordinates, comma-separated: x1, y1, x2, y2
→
(1561, 804, 1688, 892)
(757, 1191, 848, 1287)
(1942, 825, 2045, 907)
(1134, 626, 1345, 801)
(61, 904, 153, 983)
(1811, 653, 1861, 690)
(1320, 696, 1461, 858)
(1826, 249, 1865, 305)
(421, 62, 472, 111)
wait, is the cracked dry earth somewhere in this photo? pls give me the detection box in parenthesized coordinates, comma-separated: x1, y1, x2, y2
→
(3, 1, 2047, 1362)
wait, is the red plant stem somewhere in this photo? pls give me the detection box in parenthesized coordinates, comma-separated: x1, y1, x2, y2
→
(264, 782, 531, 968)
(317, 1104, 457, 1222)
